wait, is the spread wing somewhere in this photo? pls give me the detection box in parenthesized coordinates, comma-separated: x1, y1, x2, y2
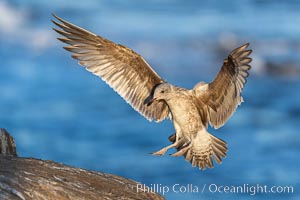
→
(52, 14, 169, 122)
(194, 43, 252, 129)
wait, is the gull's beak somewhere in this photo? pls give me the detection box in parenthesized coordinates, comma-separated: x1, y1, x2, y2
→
(144, 95, 156, 106)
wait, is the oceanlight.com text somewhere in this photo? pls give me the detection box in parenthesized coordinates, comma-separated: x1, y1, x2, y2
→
(206, 183, 294, 196)
(132, 183, 294, 196)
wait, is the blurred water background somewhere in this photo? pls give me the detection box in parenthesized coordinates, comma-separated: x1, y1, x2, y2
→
(1, 0, 299, 199)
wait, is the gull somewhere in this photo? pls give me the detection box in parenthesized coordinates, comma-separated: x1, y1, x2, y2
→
(52, 14, 252, 170)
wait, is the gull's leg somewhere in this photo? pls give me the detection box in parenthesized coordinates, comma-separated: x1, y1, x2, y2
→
(151, 144, 176, 156)
(152, 133, 184, 156)
(168, 133, 176, 143)
(170, 141, 192, 157)
(169, 142, 192, 157)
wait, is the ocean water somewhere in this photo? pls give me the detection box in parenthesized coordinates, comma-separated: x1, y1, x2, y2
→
(0, 1, 299, 199)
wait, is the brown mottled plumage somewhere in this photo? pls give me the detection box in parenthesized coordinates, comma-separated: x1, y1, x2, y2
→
(52, 14, 252, 170)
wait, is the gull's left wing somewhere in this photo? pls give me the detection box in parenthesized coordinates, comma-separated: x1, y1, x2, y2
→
(193, 43, 252, 129)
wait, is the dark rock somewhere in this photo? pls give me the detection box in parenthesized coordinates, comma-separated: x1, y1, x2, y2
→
(265, 62, 300, 77)
(0, 128, 18, 157)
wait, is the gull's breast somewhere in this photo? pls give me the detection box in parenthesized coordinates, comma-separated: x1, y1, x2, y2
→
(169, 96, 203, 138)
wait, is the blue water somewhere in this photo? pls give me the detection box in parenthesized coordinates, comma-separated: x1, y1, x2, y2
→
(1, 1, 299, 199)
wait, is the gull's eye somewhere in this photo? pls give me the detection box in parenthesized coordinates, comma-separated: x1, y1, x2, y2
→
(160, 90, 165, 94)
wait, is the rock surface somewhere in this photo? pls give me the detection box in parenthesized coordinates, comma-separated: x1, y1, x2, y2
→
(0, 129, 165, 200)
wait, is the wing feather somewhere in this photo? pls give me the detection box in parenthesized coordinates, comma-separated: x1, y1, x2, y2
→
(194, 43, 252, 129)
(52, 14, 169, 122)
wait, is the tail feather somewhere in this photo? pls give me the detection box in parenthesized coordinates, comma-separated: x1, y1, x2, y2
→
(211, 134, 227, 163)
(169, 132, 227, 170)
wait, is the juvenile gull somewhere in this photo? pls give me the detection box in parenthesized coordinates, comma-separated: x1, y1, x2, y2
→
(52, 14, 252, 170)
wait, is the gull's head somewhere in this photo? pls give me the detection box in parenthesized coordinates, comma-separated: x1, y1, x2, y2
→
(144, 83, 173, 106)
